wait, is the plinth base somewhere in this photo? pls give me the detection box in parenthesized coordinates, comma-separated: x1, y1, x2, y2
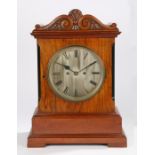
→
(27, 108, 127, 147)
(28, 132, 126, 147)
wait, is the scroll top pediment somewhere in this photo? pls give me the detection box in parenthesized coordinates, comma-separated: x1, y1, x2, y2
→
(35, 9, 119, 31)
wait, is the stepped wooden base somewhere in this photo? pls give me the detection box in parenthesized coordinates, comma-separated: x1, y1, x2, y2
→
(28, 132, 126, 147)
(27, 108, 127, 147)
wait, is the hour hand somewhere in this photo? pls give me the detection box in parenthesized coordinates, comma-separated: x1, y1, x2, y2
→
(56, 62, 70, 69)
(56, 62, 74, 72)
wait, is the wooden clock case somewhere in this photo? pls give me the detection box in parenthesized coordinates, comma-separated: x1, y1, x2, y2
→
(28, 9, 127, 147)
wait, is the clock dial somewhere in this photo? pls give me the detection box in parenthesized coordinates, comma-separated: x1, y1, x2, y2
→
(48, 45, 105, 102)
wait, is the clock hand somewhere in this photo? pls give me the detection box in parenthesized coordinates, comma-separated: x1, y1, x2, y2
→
(56, 62, 75, 73)
(56, 62, 69, 69)
(78, 61, 97, 73)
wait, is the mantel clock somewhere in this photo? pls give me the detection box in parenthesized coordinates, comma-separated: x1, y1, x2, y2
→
(27, 9, 127, 147)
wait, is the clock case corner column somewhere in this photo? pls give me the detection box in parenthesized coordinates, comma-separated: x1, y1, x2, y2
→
(37, 43, 41, 102)
(112, 43, 115, 101)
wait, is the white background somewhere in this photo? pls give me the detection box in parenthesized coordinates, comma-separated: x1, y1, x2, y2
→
(17, 0, 137, 154)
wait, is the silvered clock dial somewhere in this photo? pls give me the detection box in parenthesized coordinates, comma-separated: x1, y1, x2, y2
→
(48, 45, 105, 102)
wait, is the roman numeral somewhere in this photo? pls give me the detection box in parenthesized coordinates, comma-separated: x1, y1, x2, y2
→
(53, 72, 61, 75)
(75, 89, 78, 97)
(63, 87, 69, 94)
(84, 88, 89, 94)
(55, 80, 62, 86)
(63, 51, 69, 59)
(84, 52, 88, 59)
(92, 72, 100, 74)
(90, 80, 97, 86)
(74, 50, 78, 57)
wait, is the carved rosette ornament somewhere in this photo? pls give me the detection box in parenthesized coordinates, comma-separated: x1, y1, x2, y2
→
(32, 9, 120, 38)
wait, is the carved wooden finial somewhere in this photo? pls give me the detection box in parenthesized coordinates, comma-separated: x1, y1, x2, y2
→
(68, 9, 82, 30)
(32, 9, 120, 38)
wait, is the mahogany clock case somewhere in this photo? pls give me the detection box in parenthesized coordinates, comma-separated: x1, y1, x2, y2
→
(37, 38, 115, 114)
(27, 9, 127, 147)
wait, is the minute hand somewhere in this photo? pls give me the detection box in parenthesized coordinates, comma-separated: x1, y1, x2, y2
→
(78, 61, 97, 73)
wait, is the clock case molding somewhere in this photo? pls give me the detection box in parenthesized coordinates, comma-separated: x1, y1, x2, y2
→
(28, 9, 127, 147)
(32, 9, 120, 38)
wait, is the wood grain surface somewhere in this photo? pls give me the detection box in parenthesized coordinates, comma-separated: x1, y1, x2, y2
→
(38, 38, 115, 113)
(28, 107, 127, 147)
(32, 9, 120, 39)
